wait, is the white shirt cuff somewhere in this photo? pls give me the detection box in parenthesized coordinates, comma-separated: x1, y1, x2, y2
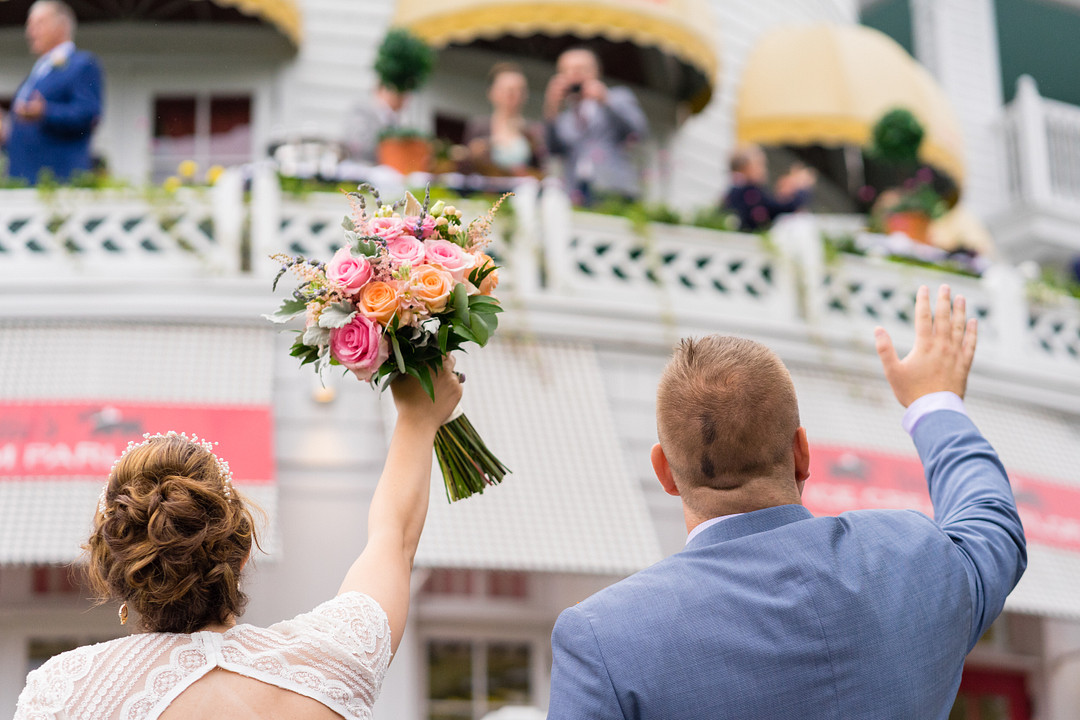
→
(902, 391, 968, 436)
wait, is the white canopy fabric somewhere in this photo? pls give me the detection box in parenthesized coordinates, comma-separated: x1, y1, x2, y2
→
(0, 322, 277, 564)
(414, 340, 663, 576)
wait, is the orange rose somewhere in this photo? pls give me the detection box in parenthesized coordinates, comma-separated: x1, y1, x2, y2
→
(358, 281, 399, 326)
(412, 265, 456, 314)
(477, 254, 499, 296)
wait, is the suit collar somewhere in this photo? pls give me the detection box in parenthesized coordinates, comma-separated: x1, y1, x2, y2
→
(683, 504, 813, 551)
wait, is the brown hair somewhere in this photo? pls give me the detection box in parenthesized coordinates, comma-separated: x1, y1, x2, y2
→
(730, 144, 764, 174)
(656, 336, 800, 509)
(488, 61, 525, 86)
(85, 435, 259, 633)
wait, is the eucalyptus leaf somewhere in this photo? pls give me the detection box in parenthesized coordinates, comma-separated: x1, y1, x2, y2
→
(318, 302, 358, 329)
(342, 216, 356, 232)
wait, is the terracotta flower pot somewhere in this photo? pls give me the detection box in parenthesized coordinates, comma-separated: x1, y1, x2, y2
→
(885, 211, 932, 244)
(377, 137, 431, 174)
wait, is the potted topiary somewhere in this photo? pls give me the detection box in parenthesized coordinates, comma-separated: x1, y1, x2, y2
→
(374, 28, 435, 174)
(867, 109, 947, 244)
(881, 182, 947, 244)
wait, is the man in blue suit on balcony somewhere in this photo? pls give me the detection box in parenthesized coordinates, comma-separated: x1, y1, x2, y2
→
(548, 285, 1026, 719)
(1, 1, 103, 184)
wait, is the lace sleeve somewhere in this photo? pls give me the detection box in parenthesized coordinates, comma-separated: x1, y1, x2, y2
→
(14, 643, 98, 720)
(14, 666, 57, 720)
(272, 592, 392, 678)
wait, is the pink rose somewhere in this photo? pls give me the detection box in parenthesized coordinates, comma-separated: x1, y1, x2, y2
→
(424, 239, 476, 282)
(369, 217, 406, 242)
(405, 215, 437, 239)
(330, 315, 390, 381)
(325, 247, 373, 295)
(387, 235, 427, 267)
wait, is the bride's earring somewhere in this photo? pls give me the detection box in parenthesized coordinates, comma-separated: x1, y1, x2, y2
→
(119, 603, 128, 626)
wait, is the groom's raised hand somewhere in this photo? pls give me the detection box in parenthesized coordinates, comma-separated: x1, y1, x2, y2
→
(874, 285, 978, 407)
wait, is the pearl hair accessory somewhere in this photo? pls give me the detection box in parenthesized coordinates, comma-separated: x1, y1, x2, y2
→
(97, 431, 235, 516)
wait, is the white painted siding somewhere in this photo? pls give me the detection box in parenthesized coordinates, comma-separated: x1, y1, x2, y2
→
(910, 0, 1008, 216)
(277, 0, 398, 138)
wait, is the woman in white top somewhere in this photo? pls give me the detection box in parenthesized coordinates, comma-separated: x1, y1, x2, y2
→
(15, 361, 462, 720)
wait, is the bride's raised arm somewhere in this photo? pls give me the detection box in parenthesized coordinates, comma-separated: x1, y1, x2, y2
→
(337, 356, 462, 656)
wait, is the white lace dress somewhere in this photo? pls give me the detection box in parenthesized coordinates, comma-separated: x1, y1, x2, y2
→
(14, 592, 391, 720)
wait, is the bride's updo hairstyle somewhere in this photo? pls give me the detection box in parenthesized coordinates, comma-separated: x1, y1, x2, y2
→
(86, 433, 260, 633)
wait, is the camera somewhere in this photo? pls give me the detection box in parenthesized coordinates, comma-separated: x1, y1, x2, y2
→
(567, 82, 583, 95)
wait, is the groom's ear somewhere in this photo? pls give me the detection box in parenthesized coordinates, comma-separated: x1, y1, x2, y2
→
(793, 427, 810, 496)
(651, 443, 680, 497)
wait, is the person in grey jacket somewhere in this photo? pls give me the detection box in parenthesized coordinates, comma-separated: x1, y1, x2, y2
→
(543, 47, 649, 205)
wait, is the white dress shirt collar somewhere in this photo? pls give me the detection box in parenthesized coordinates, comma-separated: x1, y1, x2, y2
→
(685, 513, 745, 546)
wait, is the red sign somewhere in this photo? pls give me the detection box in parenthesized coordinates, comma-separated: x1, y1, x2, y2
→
(805, 445, 1080, 554)
(0, 402, 273, 483)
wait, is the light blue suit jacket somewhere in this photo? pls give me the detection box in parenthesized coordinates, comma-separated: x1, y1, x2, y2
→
(548, 410, 1027, 719)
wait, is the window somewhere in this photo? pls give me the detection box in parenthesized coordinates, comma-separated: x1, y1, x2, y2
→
(422, 570, 529, 600)
(152, 94, 252, 182)
(427, 639, 532, 720)
(949, 669, 1030, 720)
(32, 565, 80, 596)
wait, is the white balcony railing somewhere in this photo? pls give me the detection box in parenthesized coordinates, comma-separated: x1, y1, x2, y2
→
(1004, 75, 1080, 215)
(1, 172, 1078, 384)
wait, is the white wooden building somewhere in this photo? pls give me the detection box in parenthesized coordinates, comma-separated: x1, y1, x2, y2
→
(2, 1, 1080, 718)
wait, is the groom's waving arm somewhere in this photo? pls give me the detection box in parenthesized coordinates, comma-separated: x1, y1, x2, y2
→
(548, 605, 625, 719)
(875, 285, 1027, 651)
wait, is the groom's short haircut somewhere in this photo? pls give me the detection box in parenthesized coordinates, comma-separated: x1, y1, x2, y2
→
(656, 336, 800, 498)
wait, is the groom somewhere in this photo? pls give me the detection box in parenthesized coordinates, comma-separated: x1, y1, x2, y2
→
(547, 286, 1026, 719)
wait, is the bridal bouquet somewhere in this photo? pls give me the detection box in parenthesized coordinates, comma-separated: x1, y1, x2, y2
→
(267, 185, 509, 501)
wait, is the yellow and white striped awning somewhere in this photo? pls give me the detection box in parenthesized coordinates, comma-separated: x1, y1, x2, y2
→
(392, 0, 720, 113)
(737, 24, 965, 185)
(209, 0, 302, 44)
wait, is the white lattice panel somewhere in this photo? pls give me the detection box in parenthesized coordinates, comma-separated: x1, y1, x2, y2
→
(0, 190, 232, 278)
(1029, 299, 1080, 367)
(563, 214, 795, 318)
(821, 256, 994, 339)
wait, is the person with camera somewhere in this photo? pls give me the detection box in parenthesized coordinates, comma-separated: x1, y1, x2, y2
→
(543, 47, 649, 206)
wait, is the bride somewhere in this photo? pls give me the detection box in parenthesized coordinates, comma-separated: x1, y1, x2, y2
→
(16, 360, 462, 720)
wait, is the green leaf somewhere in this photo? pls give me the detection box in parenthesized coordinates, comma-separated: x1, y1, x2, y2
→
(354, 235, 381, 258)
(468, 294, 500, 308)
(468, 262, 497, 287)
(390, 332, 407, 374)
(453, 324, 479, 344)
(318, 301, 358, 329)
(437, 321, 451, 353)
(453, 283, 470, 325)
(472, 310, 497, 334)
(469, 316, 490, 345)
(415, 362, 434, 401)
(342, 215, 356, 232)
(264, 298, 307, 324)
